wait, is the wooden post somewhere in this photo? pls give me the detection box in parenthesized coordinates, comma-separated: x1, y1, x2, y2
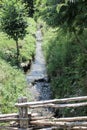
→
(18, 97, 28, 129)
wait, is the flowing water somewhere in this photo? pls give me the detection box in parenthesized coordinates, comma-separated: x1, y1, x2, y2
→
(26, 29, 52, 117)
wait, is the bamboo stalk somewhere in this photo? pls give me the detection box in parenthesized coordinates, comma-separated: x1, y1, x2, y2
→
(29, 102, 87, 108)
(31, 116, 52, 121)
(31, 120, 87, 127)
(2, 116, 87, 123)
(15, 96, 87, 107)
(52, 116, 87, 122)
(71, 126, 87, 130)
(31, 116, 87, 122)
(0, 126, 87, 130)
(0, 112, 34, 119)
(0, 113, 18, 118)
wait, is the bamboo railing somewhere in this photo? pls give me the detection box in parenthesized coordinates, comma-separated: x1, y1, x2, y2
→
(1, 96, 87, 129)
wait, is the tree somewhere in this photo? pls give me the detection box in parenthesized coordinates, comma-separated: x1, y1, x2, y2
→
(1, 0, 28, 65)
(39, 0, 87, 31)
(22, 0, 34, 17)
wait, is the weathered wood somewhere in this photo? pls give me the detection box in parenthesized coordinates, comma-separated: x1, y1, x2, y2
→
(0, 118, 19, 122)
(2, 96, 87, 129)
(31, 116, 52, 121)
(52, 116, 87, 122)
(26, 102, 87, 108)
(1, 126, 87, 130)
(72, 126, 87, 130)
(0, 126, 87, 130)
(2, 116, 87, 123)
(0, 112, 37, 122)
(31, 120, 87, 127)
(15, 96, 87, 107)
(0, 113, 18, 118)
(31, 116, 87, 122)
(18, 97, 28, 129)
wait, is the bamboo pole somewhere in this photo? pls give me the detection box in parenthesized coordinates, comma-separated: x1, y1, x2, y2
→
(31, 116, 87, 122)
(0, 126, 87, 130)
(51, 116, 87, 122)
(1, 116, 87, 123)
(0, 113, 18, 118)
(0, 118, 19, 122)
(26, 102, 87, 108)
(15, 96, 87, 107)
(31, 116, 52, 121)
(72, 126, 87, 130)
(31, 120, 87, 127)
(18, 97, 28, 128)
(0, 112, 38, 123)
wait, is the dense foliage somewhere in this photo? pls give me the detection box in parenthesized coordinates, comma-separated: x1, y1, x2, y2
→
(0, 17, 36, 113)
(22, 0, 34, 17)
(43, 25, 87, 117)
(1, 0, 28, 64)
(0, 0, 36, 113)
(0, 0, 87, 118)
(40, 0, 87, 116)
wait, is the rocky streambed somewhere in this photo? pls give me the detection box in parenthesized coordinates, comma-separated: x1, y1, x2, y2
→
(26, 29, 52, 116)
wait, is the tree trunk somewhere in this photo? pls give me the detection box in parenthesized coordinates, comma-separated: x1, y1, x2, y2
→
(16, 40, 20, 65)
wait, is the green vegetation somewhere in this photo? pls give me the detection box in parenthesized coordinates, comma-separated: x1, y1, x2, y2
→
(0, 58, 26, 113)
(0, 17, 36, 113)
(43, 26, 87, 117)
(38, 0, 87, 98)
(1, 0, 28, 64)
(0, 0, 36, 113)
(39, 0, 87, 116)
(0, 0, 87, 117)
(0, 17, 36, 66)
(22, 0, 34, 17)
(43, 27, 87, 99)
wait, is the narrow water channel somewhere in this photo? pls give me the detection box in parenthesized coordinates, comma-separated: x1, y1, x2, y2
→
(26, 29, 52, 116)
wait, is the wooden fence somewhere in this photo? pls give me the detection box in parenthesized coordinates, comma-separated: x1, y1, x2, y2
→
(1, 96, 87, 129)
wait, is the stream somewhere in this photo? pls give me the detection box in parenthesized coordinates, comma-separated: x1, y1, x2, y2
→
(26, 29, 53, 129)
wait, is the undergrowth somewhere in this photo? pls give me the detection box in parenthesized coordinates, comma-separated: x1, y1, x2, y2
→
(0, 58, 27, 113)
(0, 17, 36, 113)
(43, 26, 87, 116)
